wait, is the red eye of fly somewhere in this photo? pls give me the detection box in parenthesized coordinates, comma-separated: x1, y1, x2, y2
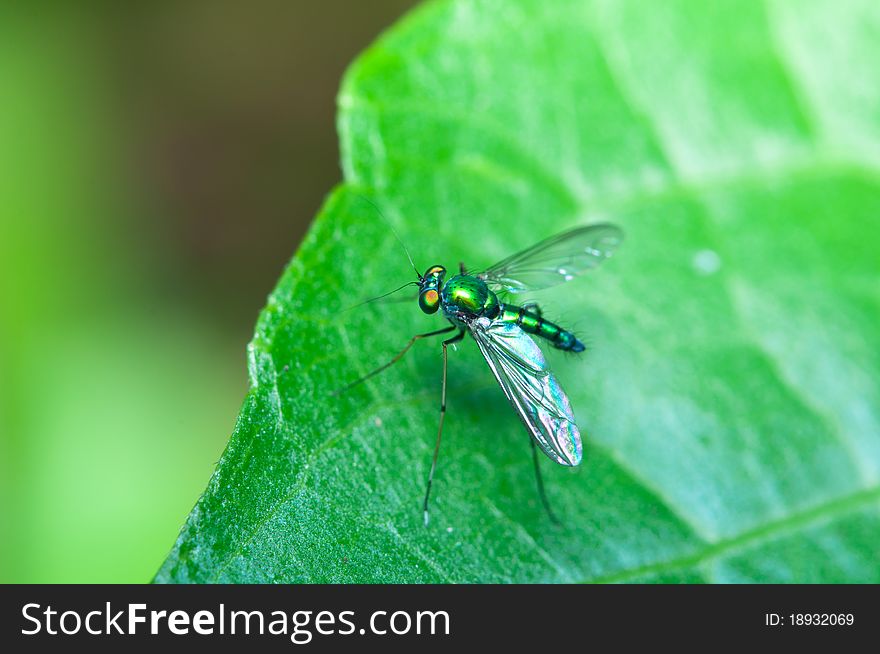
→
(419, 289, 440, 314)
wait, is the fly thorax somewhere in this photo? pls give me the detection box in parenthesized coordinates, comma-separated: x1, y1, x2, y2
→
(441, 275, 498, 321)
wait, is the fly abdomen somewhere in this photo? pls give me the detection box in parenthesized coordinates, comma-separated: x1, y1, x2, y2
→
(498, 303, 585, 353)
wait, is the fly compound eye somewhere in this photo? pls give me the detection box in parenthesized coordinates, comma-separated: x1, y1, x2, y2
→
(419, 289, 440, 314)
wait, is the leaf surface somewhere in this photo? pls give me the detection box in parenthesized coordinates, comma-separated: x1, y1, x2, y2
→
(157, 0, 880, 583)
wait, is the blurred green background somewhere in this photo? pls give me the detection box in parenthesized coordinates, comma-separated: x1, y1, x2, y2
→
(0, 1, 415, 583)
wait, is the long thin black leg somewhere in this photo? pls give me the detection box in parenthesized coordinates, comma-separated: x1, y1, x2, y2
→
(530, 438, 561, 524)
(332, 325, 455, 395)
(423, 328, 465, 525)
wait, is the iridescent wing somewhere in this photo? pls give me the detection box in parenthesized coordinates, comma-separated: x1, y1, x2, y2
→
(470, 317, 582, 466)
(477, 223, 623, 293)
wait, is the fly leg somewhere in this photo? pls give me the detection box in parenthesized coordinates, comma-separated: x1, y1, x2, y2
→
(459, 261, 468, 274)
(530, 437, 561, 524)
(423, 327, 466, 525)
(331, 325, 456, 395)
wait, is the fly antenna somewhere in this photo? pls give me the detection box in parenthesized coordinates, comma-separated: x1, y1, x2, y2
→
(344, 280, 419, 312)
(357, 195, 421, 279)
(393, 225, 421, 280)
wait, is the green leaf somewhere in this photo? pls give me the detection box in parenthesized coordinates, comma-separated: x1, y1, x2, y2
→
(156, 0, 880, 583)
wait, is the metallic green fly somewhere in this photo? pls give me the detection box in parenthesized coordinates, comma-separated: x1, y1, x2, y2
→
(339, 224, 624, 524)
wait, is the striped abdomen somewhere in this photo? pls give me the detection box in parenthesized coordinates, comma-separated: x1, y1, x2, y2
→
(498, 303, 585, 352)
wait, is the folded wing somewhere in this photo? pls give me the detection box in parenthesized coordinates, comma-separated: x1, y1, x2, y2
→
(470, 317, 582, 466)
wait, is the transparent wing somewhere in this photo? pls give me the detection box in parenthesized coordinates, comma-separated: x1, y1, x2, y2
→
(477, 223, 623, 293)
(470, 317, 582, 466)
